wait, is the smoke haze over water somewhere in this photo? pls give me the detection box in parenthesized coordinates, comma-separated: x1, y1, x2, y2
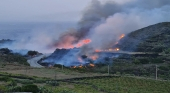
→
(0, 22, 76, 53)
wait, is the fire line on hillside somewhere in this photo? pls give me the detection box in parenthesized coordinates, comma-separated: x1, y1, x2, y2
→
(40, 34, 125, 67)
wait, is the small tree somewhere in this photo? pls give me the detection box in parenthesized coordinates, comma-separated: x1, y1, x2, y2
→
(27, 51, 38, 56)
(0, 48, 11, 54)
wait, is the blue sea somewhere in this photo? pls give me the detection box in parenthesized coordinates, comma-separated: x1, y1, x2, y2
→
(0, 22, 76, 40)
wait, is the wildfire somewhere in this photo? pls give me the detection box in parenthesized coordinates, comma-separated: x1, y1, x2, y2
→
(89, 64, 95, 67)
(115, 48, 120, 51)
(119, 34, 125, 39)
(78, 65, 83, 68)
(75, 39, 91, 48)
(73, 66, 76, 68)
(56, 39, 91, 49)
(89, 55, 98, 60)
(95, 49, 101, 52)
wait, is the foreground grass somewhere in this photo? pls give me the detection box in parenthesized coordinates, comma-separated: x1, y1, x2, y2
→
(0, 71, 170, 93)
(1, 64, 170, 93)
(78, 77, 170, 93)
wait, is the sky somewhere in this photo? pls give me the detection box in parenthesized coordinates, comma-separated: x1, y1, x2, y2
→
(0, 0, 131, 22)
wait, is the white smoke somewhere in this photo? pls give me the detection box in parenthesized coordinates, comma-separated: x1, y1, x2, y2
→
(0, 22, 76, 54)
(86, 0, 170, 50)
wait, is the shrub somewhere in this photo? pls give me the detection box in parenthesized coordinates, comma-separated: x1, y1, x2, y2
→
(7, 86, 21, 92)
(0, 85, 7, 92)
(0, 76, 12, 82)
(59, 90, 76, 93)
(150, 58, 164, 63)
(159, 66, 169, 71)
(46, 81, 59, 86)
(34, 79, 45, 83)
(138, 58, 150, 64)
(54, 64, 63, 68)
(27, 51, 38, 56)
(21, 84, 39, 93)
(133, 59, 140, 64)
(20, 80, 33, 84)
(39, 86, 53, 93)
(6, 80, 17, 86)
(0, 48, 11, 54)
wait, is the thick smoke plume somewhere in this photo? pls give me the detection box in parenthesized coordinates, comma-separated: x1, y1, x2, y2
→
(52, 0, 170, 52)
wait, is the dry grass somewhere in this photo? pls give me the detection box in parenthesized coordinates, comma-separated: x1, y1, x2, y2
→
(0, 63, 107, 79)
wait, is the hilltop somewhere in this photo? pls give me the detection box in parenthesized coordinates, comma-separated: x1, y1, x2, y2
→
(118, 22, 170, 52)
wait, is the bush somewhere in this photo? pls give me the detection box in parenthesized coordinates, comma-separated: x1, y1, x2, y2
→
(59, 90, 76, 93)
(0, 76, 12, 82)
(46, 81, 59, 86)
(0, 85, 7, 92)
(20, 80, 33, 84)
(21, 84, 39, 93)
(8, 86, 21, 92)
(34, 79, 45, 83)
(6, 80, 17, 86)
(138, 58, 150, 64)
(39, 86, 53, 93)
(150, 58, 164, 63)
(159, 66, 170, 71)
(54, 64, 63, 68)
(0, 48, 11, 54)
(164, 48, 170, 54)
(133, 59, 140, 64)
(27, 51, 38, 56)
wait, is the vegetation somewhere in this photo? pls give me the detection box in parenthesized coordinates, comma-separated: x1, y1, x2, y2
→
(0, 48, 12, 54)
(27, 50, 39, 56)
(0, 54, 29, 66)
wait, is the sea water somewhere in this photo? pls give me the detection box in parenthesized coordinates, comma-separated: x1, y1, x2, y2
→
(0, 22, 76, 40)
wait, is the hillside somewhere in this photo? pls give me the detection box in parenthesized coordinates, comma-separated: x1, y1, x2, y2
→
(118, 22, 170, 52)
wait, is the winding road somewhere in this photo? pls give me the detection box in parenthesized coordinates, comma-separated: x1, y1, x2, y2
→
(27, 54, 51, 68)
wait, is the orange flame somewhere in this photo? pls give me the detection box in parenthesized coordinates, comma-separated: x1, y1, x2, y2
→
(90, 55, 98, 60)
(115, 48, 120, 51)
(89, 64, 95, 67)
(119, 34, 125, 39)
(56, 39, 91, 49)
(95, 49, 101, 52)
(75, 39, 91, 48)
(79, 65, 83, 68)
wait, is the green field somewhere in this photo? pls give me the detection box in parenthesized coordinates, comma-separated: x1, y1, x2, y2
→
(0, 70, 170, 93)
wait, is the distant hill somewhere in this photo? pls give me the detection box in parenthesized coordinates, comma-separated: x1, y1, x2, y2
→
(117, 22, 170, 52)
(0, 39, 13, 45)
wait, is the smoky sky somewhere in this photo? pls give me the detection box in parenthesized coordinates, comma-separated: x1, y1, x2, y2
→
(0, 0, 92, 22)
(0, 0, 127, 22)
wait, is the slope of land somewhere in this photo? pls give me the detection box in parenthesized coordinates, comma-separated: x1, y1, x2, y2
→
(118, 22, 170, 52)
